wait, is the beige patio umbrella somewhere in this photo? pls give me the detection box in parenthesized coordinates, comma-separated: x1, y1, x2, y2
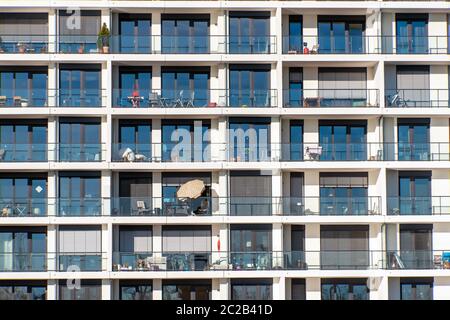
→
(176, 179, 205, 199)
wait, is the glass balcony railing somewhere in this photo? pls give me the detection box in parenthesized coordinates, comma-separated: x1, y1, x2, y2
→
(0, 35, 49, 53)
(386, 250, 435, 270)
(388, 35, 449, 54)
(0, 143, 47, 162)
(283, 35, 375, 54)
(286, 142, 383, 161)
(283, 89, 379, 108)
(111, 143, 216, 163)
(387, 196, 450, 215)
(228, 36, 277, 54)
(320, 250, 371, 270)
(58, 144, 104, 162)
(283, 35, 449, 54)
(282, 196, 381, 216)
(112, 89, 277, 108)
(0, 88, 48, 107)
(383, 142, 449, 161)
(0, 198, 47, 217)
(110, 35, 154, 54)
(229, 197, 273, 216)
(57, 253, 104, 271)
(385, 89, 449, 108)
(230, 251, 273, 270)
(51, 89, 106, 108)
(164, 252, 212, 271)
(57, 198, 102, 217)
(0, 252, 47, 271)
(58, 35, 100, 54)
(112, 252, 153, 271)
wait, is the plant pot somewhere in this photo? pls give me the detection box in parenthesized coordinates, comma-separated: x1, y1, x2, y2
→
(102, 46, 109, 54)
(78, 47, 84, 54)
(18, 47, 25, 53)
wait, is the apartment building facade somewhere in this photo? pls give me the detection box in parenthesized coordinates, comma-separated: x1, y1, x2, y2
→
(0, 0, 448, 300)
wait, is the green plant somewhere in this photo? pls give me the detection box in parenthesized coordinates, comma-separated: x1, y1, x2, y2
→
(97, 23, 110, 48)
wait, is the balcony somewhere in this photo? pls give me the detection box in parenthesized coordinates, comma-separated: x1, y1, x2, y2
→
(57, 198, 103, 217)
(0, 198, 47, 217)
(0, 252, 47, 271)
(283, 89, 380, 108)
(386, 250, 445, 270)
(228, 36, 277, 54)
(112, 89, 277, 108)
(57, 253, 104, 271)
(52, 89, 106, 108)
(58, 35, 101, 54)
(383, 142, 449, 161)
(111, 196, 213, 216)
(0, 88, 47, 107)
(0, 143, 47, 162)
(285, 142, 383, 161)
(112, 143, 215, 163)
(385, 89, 449, 108)
(112, 252, 153, 271)
(384, 35, 449, 54)
(282, 196, 381, 216)
(58, 143, 104, 162)
(0, 35, 49, 53)
(283, 35, 377, 54)
(230, 252, 273, 270)
(387, 196, 450, 215)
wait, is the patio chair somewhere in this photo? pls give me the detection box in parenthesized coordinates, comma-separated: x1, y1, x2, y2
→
(135, 200, 152, 216)
(0, 96, 6, 106)
(13, 96, 21, 107)
(310, 44, 319, 54)
(148, 92, 159, 108)
(305, 146, 322, 160)
(172, 90, 184, 108)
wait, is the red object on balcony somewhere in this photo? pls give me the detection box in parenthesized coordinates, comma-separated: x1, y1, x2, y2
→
(207, 102, 217, 107)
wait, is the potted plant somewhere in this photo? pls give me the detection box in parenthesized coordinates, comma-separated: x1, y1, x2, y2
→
(97, 23, 110, 53)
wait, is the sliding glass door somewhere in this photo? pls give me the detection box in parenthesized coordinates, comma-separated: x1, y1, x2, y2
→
(229, 12, 270, 53)
(162, 15, 209, 54)
(396, 14, 428, 54)
(59, 119, 101, 162)
(118, 14, 151, 53)
(318, 16, 365, 54)
(0, 68, 47, 107)
(59, 173, 101, 216)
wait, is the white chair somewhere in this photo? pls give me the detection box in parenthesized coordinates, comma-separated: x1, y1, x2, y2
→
(305, 146, 322, 160)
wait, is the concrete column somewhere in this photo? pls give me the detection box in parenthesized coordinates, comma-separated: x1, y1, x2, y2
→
(47, 225, 57, 271)
(271, 116, 281, 161)
(48, 63, 57, 107)
(152, 172, 162, 215)
(428, 13, 447, 54)
(305, 278, 321, 300)
(47, 171, 57, 217)
(305, 224, 320, 269)
(101, 115, 111, 162)
(434, 277, 450, 300)
(303, 14, 318, 50)
(152, 118, 162, 161)
(102, 279, 111, 300)
(304, 171, 319, 215)
(153, 225, 162, 259)
(101, 170, 111, 216)
(272, 223, 283, 267)
(152, 11, 161, 53)
(272, 170, 282, 215)
(48, 10, 57, 53)
(102, 224, 111, 272)
(430, 65, 449, 108)
(153, 279, 162, 300)
(47, 280, 58, 300)
(218, 170, 228, 215)
(152, 64, 161, 94)
(273, 276, 286, 300)
(104, 60, 112, 109)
